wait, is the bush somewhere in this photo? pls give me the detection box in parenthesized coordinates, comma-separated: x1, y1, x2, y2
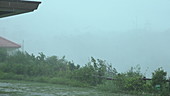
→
(97, 65, 145, 94)
(152, 67, 167, 92)
(0, 72, 25, 80)
(97, 80, 122, 93)
(0, 48, 7, 62)
(71, 57, 115, 86)
(1, 50, 169, 95)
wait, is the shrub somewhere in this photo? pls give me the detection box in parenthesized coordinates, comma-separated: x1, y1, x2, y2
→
(152, 68, 167, 92)
(97, 80, 122, 93)
(0, 48, 7, 62)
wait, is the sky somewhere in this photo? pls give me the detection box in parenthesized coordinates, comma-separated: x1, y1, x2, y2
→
(1, 0, 170, 77)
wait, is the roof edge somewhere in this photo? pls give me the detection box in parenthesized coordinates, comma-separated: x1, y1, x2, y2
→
(0, 36, 21, 48)
(0, 0, 41, 18)
(0, 0, 41, 3)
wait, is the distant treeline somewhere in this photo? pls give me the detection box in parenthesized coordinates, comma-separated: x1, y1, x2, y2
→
(0, 48, 169, 95)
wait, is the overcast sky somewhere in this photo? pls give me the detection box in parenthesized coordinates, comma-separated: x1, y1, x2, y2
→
(1, 0, 170, 77)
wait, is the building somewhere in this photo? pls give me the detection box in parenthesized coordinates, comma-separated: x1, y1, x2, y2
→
(0, 0, 41, 18)
(0, 0, 41, 54)
(0, 36, 21, 55)
(0, 0, 41, 52)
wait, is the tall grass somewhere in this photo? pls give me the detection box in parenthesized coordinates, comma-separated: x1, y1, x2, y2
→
(97, 81, 122, 93)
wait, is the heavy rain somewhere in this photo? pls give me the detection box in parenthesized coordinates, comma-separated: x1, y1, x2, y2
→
(0, 0, 170, 95)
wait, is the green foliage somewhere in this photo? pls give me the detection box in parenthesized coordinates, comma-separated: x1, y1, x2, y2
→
(152, 67, 167, 89)
(151, 67, 170, 95)
(143, 81, 153, 93)
(97, 80, 121, 93)
(72, 63, 97, 85)
(113, 65, 145, 92)
(72, 57, 114, 86)
(160, 86, 170, 96)
(0, 71, 25, 80)
(98, 65, 145, 94)
(123, 65, 145, 91)
(0, 51, 72, 76)
(0, 51, 89, 87)
(0, 50, 169, 95)
(0, 48, 7, 62)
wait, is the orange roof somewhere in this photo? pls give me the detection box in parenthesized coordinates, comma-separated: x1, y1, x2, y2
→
(0, 37, 21, 48)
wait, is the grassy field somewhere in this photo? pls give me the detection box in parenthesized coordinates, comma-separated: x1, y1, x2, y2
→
(0, 80, 153, 96)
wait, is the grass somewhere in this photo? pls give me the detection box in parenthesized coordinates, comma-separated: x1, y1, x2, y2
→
(97, 81, 156, 96)
(0, 80, 158, 96)
(0, 72, 168, 96)
(0, 80, 127, 96)
(0, 72, 90, 87)
(0, 91, 15, 94)
(0, 90, 19, 96)
(97, 81, 122, 93)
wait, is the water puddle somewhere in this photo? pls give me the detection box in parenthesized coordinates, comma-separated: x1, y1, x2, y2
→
(0, 80, 128, 96)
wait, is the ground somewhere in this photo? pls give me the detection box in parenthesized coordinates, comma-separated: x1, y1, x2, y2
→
(0, 80, 149, 96)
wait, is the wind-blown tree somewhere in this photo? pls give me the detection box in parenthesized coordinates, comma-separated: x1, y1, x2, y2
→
(112, 65, 145, 91)
(72, 57, 115, 86)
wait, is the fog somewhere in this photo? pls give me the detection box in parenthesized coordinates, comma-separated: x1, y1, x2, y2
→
(1, 0, 170, 77)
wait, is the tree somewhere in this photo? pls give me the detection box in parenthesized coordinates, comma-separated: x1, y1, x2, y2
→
(114, 65, 145, 91)
(152, 67, 167, 91)
(0, 48, 7, 62)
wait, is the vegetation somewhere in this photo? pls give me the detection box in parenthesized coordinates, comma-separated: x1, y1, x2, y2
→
(0, 48, 170, 95)
(0, 49, 111, 87)
(152, 68, 170, 96)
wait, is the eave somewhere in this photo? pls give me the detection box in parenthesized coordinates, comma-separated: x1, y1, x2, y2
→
(0, 0, 41, 18)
